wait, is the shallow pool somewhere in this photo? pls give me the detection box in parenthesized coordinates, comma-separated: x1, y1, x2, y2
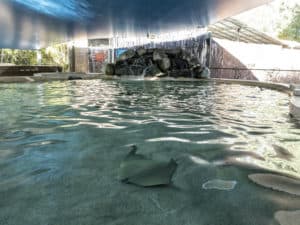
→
(0, 80, 300, 225)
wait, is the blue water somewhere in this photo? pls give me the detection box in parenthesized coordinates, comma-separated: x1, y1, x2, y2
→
(0, 80, 299, 225)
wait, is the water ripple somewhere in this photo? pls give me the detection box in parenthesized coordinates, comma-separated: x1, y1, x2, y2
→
(0, 80, 300, 225)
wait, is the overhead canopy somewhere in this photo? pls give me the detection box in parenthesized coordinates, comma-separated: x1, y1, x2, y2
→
(0, 0, 271, 49)
(208, 18, 287, 46)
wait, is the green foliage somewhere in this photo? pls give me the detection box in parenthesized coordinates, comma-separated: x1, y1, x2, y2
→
(0, 49, 37, 65)
(278, 5, 300, 42)
(0, 43, 69, 71)
(41, 43, 69, 71)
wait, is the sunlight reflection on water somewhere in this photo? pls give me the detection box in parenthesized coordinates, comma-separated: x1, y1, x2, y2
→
(0, 80, 299, 225)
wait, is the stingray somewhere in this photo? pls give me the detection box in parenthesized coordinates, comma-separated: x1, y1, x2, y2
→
(202, 179, 237, 191)
(275, 210, 300, 225)
(119, 146, 178, 187)
(272, 144, 294, 161)
(248, 173, 300, 196)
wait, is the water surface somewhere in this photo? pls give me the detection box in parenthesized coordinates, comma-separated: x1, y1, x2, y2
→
(0, 80, 299, 225)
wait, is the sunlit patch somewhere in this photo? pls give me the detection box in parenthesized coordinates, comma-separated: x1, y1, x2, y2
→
(61, 121, 126, 129)
(189, 155, 210, 165)
(146, 137, 191, 143)
(12, 0, 93, 20)
(169, 131, 211, 135)
(202, 179, 237, 191)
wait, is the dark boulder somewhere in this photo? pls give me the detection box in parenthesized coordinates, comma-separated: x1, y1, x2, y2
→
(165, 48, 182, 58)
(171, 58, 189, 70)
(153, 50, 168, 61)
(142, 64, 162, 77)
(192, 66, 210, 78)
(168, 69, 192, 78)
(200, 67, 211, 79)
(68, 76, 83, 80)
(188, 57, 200, 67)
(157, 57, 171, 72)
(129, 65, 145, 76)
(118, 49, 136, 61)
(105, 63, 115, 75)
(136, 47, 147, 56)
(115, 66, 131, 76)
(110, 47, 207, 79)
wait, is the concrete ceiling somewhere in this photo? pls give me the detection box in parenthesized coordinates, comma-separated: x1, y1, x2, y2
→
(0, 0, 271, 49)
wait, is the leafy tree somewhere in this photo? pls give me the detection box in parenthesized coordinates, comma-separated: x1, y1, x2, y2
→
(278, 5, 300, 42)
(0, 49, 36, 65)
(41, 43, 69, 71)
(0, 43, 69, 71)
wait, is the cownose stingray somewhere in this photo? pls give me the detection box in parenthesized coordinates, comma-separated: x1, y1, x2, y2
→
(272, 144, 294, 161)
(248, 173, 300, 196)
(275, 210, 300, 225)
(119, 146, 178, 187)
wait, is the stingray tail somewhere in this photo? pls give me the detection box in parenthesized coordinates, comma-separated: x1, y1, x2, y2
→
(128, 145, 138, 155)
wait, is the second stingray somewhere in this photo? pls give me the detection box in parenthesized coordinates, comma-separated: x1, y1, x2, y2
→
(119, 146, 178, 187)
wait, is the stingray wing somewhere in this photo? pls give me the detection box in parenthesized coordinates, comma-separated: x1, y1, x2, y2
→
(126, 160, 177, 187)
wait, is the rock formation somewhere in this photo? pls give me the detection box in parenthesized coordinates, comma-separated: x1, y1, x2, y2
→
(105, 47, 210, 78)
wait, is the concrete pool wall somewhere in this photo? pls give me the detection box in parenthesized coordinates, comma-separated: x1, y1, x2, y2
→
(290, 85, 300, 120)
(0, 66, 63, 76)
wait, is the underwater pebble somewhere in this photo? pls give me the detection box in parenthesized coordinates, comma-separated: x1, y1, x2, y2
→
(202, 179, 237, 191)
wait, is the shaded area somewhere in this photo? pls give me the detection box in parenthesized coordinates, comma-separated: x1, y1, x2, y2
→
(0, 66, 62, 77)
(0, 0, 270, 49)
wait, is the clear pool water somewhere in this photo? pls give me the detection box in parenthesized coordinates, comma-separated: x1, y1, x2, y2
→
(0, 80, 299, 225)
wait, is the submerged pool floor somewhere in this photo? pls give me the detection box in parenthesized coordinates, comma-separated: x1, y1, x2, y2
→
(0, 80, 299, 225)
